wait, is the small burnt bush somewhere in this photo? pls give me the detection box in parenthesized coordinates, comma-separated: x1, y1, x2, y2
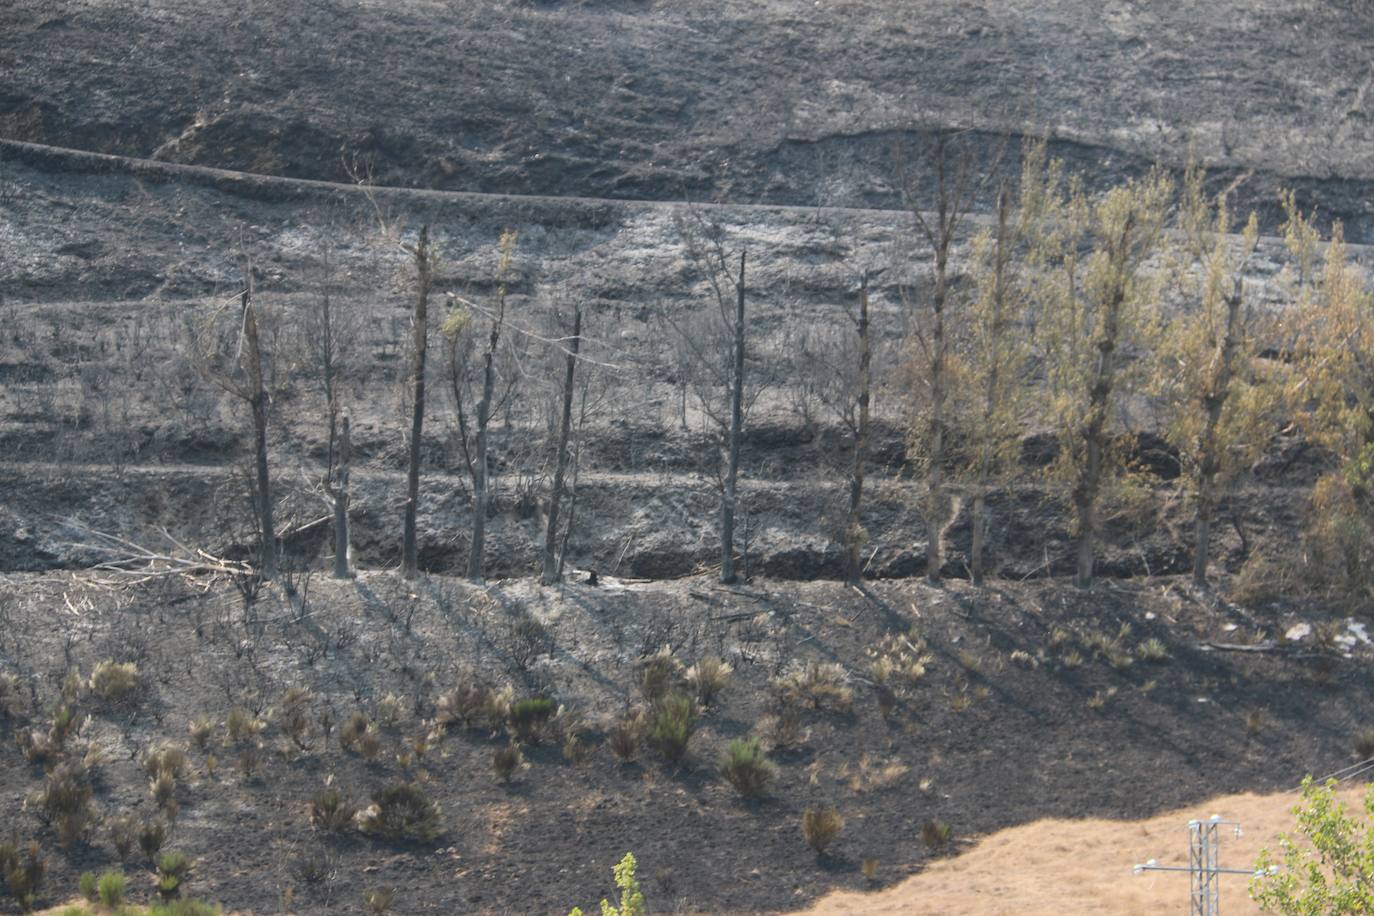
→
(508, 697, 556, 743)
(357, 784, 441, 842)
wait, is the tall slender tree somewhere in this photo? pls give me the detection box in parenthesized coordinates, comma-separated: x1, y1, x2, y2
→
(542, 305, 582, 585)
(445, 230, 519, 584)
(1029, 164, 1171, 588)
(197, 258, 278, 579)
(953, 181, 1033, 586)
(900, 135, 982, 584)
(401, 225, 433, 579)
(1156, 165, 1278, 586)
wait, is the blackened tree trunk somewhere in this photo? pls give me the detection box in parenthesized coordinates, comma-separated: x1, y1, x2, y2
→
(402, 225, 432, 579)
(1073, 244, 1131, 589)
(845, 276, 871, 586)
(1193, 279, 1244, 586)
(242, 283, 277, 581)
(466, 319, 499, 582)
(542, 307, 582, 585)
(721, 250, 746, 584)
(332, 411, 352, 579)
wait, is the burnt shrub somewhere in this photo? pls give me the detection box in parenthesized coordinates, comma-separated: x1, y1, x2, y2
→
(357, 784, 441, 842)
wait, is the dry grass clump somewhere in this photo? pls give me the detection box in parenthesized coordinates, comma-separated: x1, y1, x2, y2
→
(310, 787, 358, 833)
(340, 711, 383, 758)
(755, 705, 808, 752)
(89, 660, 140, 703)
(868, 630, 933, 693)
(1230, 551, 1294, 608)
(608, 707, 647, 763)
(772, 660, 853, 711)
(18, 705, 86, 765)
(1135, 637, 1169, 663)
(435, 676, 510, 732)
(640, 645, 684, 703)
(187, 717, 214, 751)
(0, 837, 46, 910)
(493, 742, 524, 784)
(281, 687, 316, 750)
(225, 707, 264, 744)
(686, 656, 733, 708)
(802, 806, 844, 855)
(143, 743, 188, 780)
(922, 818, 952, 852)
(33, 760, 96, 847)
(837, 754, 909, 794)
(0, 672, 22, 720)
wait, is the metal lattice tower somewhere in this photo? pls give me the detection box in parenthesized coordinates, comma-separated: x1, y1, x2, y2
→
(1134, 815, 1275, 916)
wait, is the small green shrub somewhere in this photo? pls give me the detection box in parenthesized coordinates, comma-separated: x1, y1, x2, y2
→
(719, 738, 775, 798)
(509, 697, 556, 743)
(97, 870, 126, 907)
(1250, 776, 1374, 911)
(156, 851, 190, 898)
(568, 851, 644, 916)
(79, 870, 97, 901)
(357, 784, 441, 841)
(647, 693, 696, 765)
(89, 661, 140, 703)
(801, 806, 843, 855)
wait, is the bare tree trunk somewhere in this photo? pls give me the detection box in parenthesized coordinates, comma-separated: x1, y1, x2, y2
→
(236, 279, 277, 581)
(1073, 288, 1125, 589)
(926, 249, 947, 584)
(846, 276, 871, 586)
(402, 225, 432, 579)
(467, 324, 498, 583)
(542, 307, 581, 585)
(556, 380, 590, 581)
(971, 186, 1012, 587)
(1193, 279, 1244, 586)
(332, 411, 352, 579)
(721, 250, 746, 584)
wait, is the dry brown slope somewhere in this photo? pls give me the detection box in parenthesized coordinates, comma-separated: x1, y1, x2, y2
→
(796, 786, 1369, 915)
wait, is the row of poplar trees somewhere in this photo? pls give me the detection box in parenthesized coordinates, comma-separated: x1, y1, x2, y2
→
(211, 136, 1372, 593)
(902, 139, 1372, 591)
